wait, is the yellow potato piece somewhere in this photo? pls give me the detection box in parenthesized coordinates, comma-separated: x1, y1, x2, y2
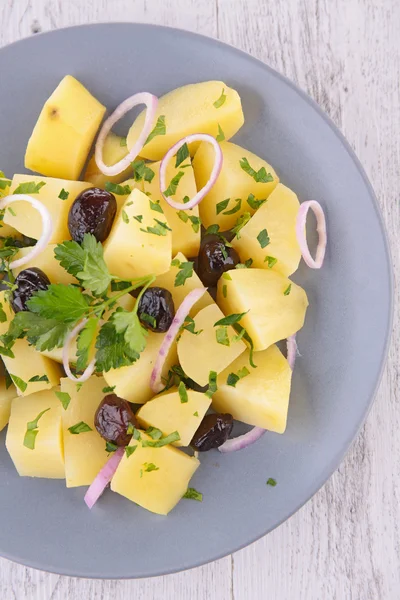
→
(0, 374, 17, 432)
(4, 174, 91, 243)
(13, 244, 76, 284)
(103, 331, 178, 404)
(217, 268, 308, 351)
(111, 432, 200, 515)
(136, 387, 211, 446)
(113, 178, 144, 217)
(178, 303, 247, 386)
(152, 252, 213, 317)
(6, 389, 64, 478)
(213, 345, 292, 433)
(61, 376, 110, 488)
(103, 188, 172, 280)
(143, 160, 200, 258)
(127, 81, 244, 161)
(2, 339, 62, 397)
(84, 132, 132, 187)
(231, 183, 301, 276)
(193, 141, 279, 230)
(25, 75, 106, 180)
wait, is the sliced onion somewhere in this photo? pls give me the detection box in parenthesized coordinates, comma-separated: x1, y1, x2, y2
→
(159, 134, 223, 210)
(95, 92, 158, 177)
(219, 426, 265, 453)
(0, 194, 53, 270)
(150, 288, 207, 393)
(63, 319, 96, 383)
(84, 447, 124, 509)
(286, 334, 297, 370)
(296, 200, 327, 269)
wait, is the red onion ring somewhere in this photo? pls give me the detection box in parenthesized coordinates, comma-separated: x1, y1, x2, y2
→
(159, 134, 223, 210)
(84, 447, 124, 509)
(296, 200, 327, 269)
(150, 287, 207, 393)
(0, 194, 53, 270)
(63, 319, 96, 383)
(95, 92, 158, 177)
(219, 426, 265, 453)
(286, 334, 297, 370)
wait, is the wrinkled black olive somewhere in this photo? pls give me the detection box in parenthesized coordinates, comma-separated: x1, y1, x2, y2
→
(197, 239, 240, 287)
(191, 413, 234, 451)
(137, 287, 175, 333)
(94, 394, 137, 446)
(11, 267, 50, 313)
(68, 187, 117, 243)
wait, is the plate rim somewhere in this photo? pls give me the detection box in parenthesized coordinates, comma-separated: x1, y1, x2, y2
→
(0, 22, 394, 578)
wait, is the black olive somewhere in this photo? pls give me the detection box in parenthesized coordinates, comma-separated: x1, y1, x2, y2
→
(137, 287, 175, 333)
(94, 394, 137, 446)
(68, 187, 117, 243)
(191, 413, 234, 451)
(197, 239, 240, 287)
(11, 267, 50, 313)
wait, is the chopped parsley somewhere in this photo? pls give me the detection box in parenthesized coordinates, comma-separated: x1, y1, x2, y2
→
(149, 199, 163, 214)
(222, 272, 232, 280)
(246, 193, 267, 210)
(10, 374, 27, 393)
(182, 315, 203, 335)
(28, 374, 49, 383)
(145, 427, 163, 440)
(214, 312, 247, 327)
(131, 159, 155, 183)
(13, 181, 46, 194)
(0, 178, 11, 190)
(133, 215, 143, 223)
(175, 143, 190, 167)
(264, 256, 277, 269)
(125, 445, 137, 458)
(7, 207, 16, 217)
(176, 210, 201, 233)
(216, 198, 230, 215)
(111, 281, 131, 292)
(216, 124, 225, 142)
(145, 115, 166, 145)
(205, 224, 220, 235)
(235, 258, 253, 269)
(140, 219, 171, 236)
(223, 198, 242, 215)
(163, 171, 185, 197)
(213, 88, 226, 108)
(266, 478, 277, 487)
(102, 385, 116, 393)
(54, 391, 71, 410)
(178, 381, 189, 403)
(174, 260, 194, 286)
(140, 312, 156, 328)
(183, 487, 203, 501)
(239, 158, 274, 183)
(227, 367, 249, 387)
(222, 284, 227, 298)
(206, 371, 218, 398)
(231, 212, 251, 238)
(105, 441, 118, 453)
(120, 137, 127, 147)
(58, 188, 69, 200)
(105, 182, 132, 195)
(193, 411, 199, 417)
(283, 284, 292, 296)
(143, 462, 159, 473)
(122, 210, 129, 224)
(68, 421, 93, 435)
(257, 228, 270, 248)
(216, 326, 230, 346)
(142, 431, 180, 448)
(23, 408, 51, 450)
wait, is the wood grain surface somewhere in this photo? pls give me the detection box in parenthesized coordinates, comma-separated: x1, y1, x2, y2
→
(0, 1, 399, 598)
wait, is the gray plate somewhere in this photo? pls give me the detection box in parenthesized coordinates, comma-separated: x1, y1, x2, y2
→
(0, 24, 392, 579)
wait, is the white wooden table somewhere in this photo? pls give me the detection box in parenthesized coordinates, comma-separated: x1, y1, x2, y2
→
(0, 1, 399, 598)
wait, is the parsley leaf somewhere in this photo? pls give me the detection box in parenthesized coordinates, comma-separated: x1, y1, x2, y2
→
(175, 143, 189, 168)
(235, 258, 253, 269)
(131, 159, 155, 183)
(231, 212, 251, 238)
(95, 321, 140, 372)
(54, 391, 71, 410)
(239, 158, 274, 183)
(142, 431, 180, 448)
(145, 427, 163, 440)
(214, 312, 247, 327)
(267, 478, 277, 487)
(216, 198, 230, 215)
(7, 311, 70, 352)
(102, 385, 116, 393)
(246, 193, 267, 210)
(10, 374, 27, 393)
(58, 188, 69, 200)
(76, 317, 98, 373)
(145, 115, 166, 145)
(28, 374, 49, 383)
(227, 368, 249, 387)
(149, 199, 163, 213)
(163, 171, 185, 197)
(178, 381, 189, 403)
(54, 240, 86, 277)
(27, 284, 90, 323)
(257, 229, 270, 248)
(140, 219, 171, 236)
(206, 371, 218, 398)
(23, 408, 50, 449)
(125, 445, 137, 458)
(76, 234, 112, 295)
(183, 487, 203, 501)
(216, 124, 225, 142)
(283, 284, 292, 296)
(216, 326, 230, 346)
(0, 301, 7, 323)
(182, 315, 203, 335)
(122, 210, 129, 224)
(233, 325, 257, 368)
(213, 88, 226, 108)
(264, 256, 277, 269)
(68, 421, 93, 434)
(120, 137, 127, 147)
(174, 261, 194, 287)
(13, 181, 46, 195)
(205, 224, 220, 235)
(222, 284, 227, 298)
(112, 309, 147, 354)
(223, 198, 242, 215)
(105, 182, 132, 195)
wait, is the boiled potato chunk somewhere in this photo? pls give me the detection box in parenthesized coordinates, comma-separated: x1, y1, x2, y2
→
(25, 75, 106, 180)
(111, 432, 200, 515)
(213, 345, 292, 433)
(13, 244, 76, 284)
(84, 132, 132, 187)
(4, 174, 91, 243)
(217, 269, 308, 351)
(103, 331, 178, 404)
(104, 188, 171, 279)
(127, 81, 244, 161)
(178, 303, 247, 386)
(152, 252, 213, 317)
(193, 141, 279, 230)
(0, 375, 17, 432)
(136, 388, 211, 446)
(2, 339, 62, 396)
(6, 389, 64, 478)
(61, 376, 110, 488)
(113, 178, 144, 217)
(143, 160, 200, 257)
(231, 184, 301, 276)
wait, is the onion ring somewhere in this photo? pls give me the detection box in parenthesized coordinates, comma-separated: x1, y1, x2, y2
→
(84, 447, 124, 509)
(63, 319, 96, 383)
(296, 200, 327, 269)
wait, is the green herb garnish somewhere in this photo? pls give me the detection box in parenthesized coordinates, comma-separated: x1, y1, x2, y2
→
(206, 371, 218, 398)
(145, 427, 163, 440)
(58, 188, 69, 200)
(28, 374, 49, 383)
(216, 124, 225, 142)
(216, 326, 230, 346)
(102, 385, 116, 393)
(257, 229, 270, 249)
(213, 88, 226, 108)
(267, 478, 277, 487)
(178, 381, 189, 403)
(216, 198, 230, 215)
(142, 431, 180, 448)
(283, 284, 292, 296)
(214, 312, 247, 327)
(145, 115, 166, 145)
(223, 198, 242, 215)
(125, 445, 137, 458)
(183, 487, 203, 501)
(10, 374, 27, 393)
(175, 143, 189, 167)
(13, 181, 46, 195)
(105, 441, 118, 453)
(222, 284, 227, 298)
(264, 256, 277, 269)
(149, 199, 163, 214)
(174, 261, 194, 287)
(239, 158, 274, 183)
(68, 421, 93, 435)
(231, 212, 251, 238)
(163, 171, 185, 197)
(246, 193, 267, 210)
(105, 182, 132, 195)
(131, 159, 155, 183)
(54, 391, 71, 410)
(23, 408, 50, 450)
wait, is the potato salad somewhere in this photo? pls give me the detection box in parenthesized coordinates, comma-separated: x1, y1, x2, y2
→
(0, 76, 326, 515)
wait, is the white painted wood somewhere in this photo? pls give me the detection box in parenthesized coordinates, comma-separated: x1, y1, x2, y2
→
(0, 0, 399, 598)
